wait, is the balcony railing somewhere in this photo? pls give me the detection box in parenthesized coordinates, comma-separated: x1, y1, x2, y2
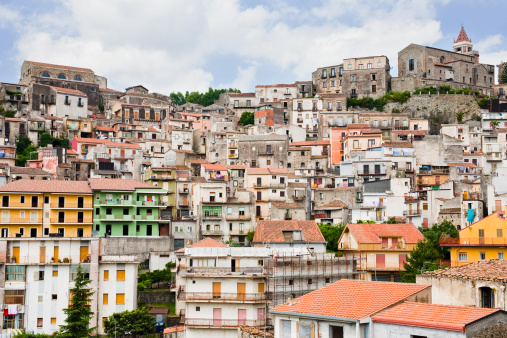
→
(258, 150, 274, 156)
(179, 266, 268, 275)
(185, 318, 270, 328)
(202, 213, 222, 220)
(0, 217, 43, 224)
(179, 201, 189, 207)
(0, 152, 17, 158)
(50, 218, 93, 224)
(0, 202, 43, 208)
(178, 188, 189, 194)
(149, 175, 176, 180)
(357, 170, 387, 176)
(100, 214, 135, 221)
(440, 237, 507, 246)
(253, 182, 286, 189)
(178, 292, 270, 301)
(50, 203, 93, 209)
(225, 213, 250, 220)
(403, 209, 421, 216)
(202, 230, 223, 235)
(99, 200, 134, 206)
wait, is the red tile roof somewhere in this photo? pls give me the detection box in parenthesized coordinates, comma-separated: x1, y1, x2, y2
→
(289, 140, 330, 146)
(422, 259, 507, 282)
(372, 302, 497, 332)
(88, 178, 162, 191)
(252, 220, 325, 243)
(95, 126, 114, 132)
(393, 130, 428, 135)
(202, 163, 228, 170)
(100, 88, 124, 93)
(163, 326, 185, 334)
(26, 60, 93, 73)
(454, 26, 472, 43)
(50, 86, 86, 96)
(447, 162, 477, 168)
(10, 167, 52, 176)
(190, 237, 227, 248)
(315, 199, 348, 209)
(187, 159, 209, 164)
(246, 168, 288, 174)
(271, 202, 304, 209)
(270, 280, 430, 320)
(345, 223, 423, 244)
(0, 179, 92, 193)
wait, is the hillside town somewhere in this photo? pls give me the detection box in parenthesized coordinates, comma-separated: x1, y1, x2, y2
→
(1, 27, 507, 338)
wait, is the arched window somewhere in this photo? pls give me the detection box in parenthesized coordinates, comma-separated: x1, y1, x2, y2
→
(41, 72, 50, 78)
(57, 74, 67, 79)
(74, 75, 83, 81)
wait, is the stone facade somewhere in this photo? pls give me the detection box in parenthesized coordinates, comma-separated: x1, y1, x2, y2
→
(19, 61, 96, 86)
(312, 64, 343, 94)
(341, 56, 391, 99)
(238, 134, 289, 168)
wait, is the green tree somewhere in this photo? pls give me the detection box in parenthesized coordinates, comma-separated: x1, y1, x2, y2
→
(356, 220, 376, 224)
(137, 262, 175, 291)
(239, 111, 255, 126)
(456, 112, 464, 123)
(16, 145, 37, 167)
(169, 92, 186, 106)
(59, 264, 95, 337)
(185, 91, 202, 104)
(383, 217, 398, 224)
(419, 220, 458, 259)
(246, 229, 255, 243)
(15, 134, 32, 155)
(39, 133, 55, 147)
(500, 65, 507, 84)
(104, 307, 155, 337)
(401, 240, 441, 283)
(318, 223, 345, 252)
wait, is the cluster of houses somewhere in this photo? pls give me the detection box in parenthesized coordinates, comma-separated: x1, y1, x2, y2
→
(0, 27, 507, 337)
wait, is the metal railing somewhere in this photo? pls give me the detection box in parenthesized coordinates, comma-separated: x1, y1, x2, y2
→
(0, 202, 43, 208)
(178, 292, 270, 301)
(201, 230, 223, 235)
(179, 266, 268, 275)
(185, 318, 270, 327)
(50, 203, 93, 208)
(440, 238, 507, 246)
(0, 217, 43, 224)
(50, 218, 93, 224)
(403, 209, 422, 216)
(225, 213, 250, 220)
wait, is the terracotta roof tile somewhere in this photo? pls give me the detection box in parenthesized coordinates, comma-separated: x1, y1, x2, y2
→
(393, 130, 428, 135)
(5, 118, 25, 122)
(50, 86, 86, 96)
(382, 142, 414, 148)
(202, 164, 228, 170)
(315, 199, 348, 209)
(439, 208, 461, 214)
(0, 179, 91, 193)
(371, 302, 498, 332)
(227, 165, 248, 170)
(288, 182, 307, 188)
(422, 259, 507, 282)
(88, 178, 161, 191)
(190, 237, 227, 248)
(191, 176, 207, 183)
(270, 280, 430, 320)
(252, 220, 325, 243)
(346, 223, 423, 244)
(171, 149, 195, 154)
(362, 129, 382, 134)
(95, 126, 114, 132)
(26, 60, 93, 73)
(10, 167, 52, 176)
(271, 202, 304, 209)
(289, 140, 330, 146)
(187, 159, 209, 164)
(447, 162, 477, 168)
(247, 168, 288, 174)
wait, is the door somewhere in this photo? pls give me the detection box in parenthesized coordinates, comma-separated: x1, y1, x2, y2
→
(330, 326, 344, 338)
(231, 259, 236, 273)
(58, 212, 64, 223)
(238, 309, 246, 325)
(13, 247, 20, 263)
(479, 229, 485, 245)
(212, 282, 221, 299)
(58, 197, 65, 208)
(54, 246, 59, 262)
(213, 308, 221, 327)
(392, 238, 398, 248)
(40, 246, 46, 263)
(237, 283, 246, 300)
(381, 238, 388, 248)
(77, 197, 84, 208)
(80, 246, 88, 262)
(256, 192, 261, 201)
(123, 225, 129, 236)
(256, 205, 261, 217)
(106, 224, 112, 235)
(375, 164, 381, 174)
(258, 282, 265, 293)
(31, 196, 38, 208)
(376, 254, 385, 269)
(77, 212, 84, 223)
(146, 225, 152, 236)
(30, 228, 37, 238)
(2, 210, 9, 223)
(31, 211, 38, 223)
(399, 254, 407, 269)
(2, 196, 8, 207)
(256, 177, 262, 187)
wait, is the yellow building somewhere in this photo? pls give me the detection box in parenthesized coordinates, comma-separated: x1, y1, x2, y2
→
(0, 180, 93, 238)
(337, 223, 423, 281)
(441, 212, 507, 266)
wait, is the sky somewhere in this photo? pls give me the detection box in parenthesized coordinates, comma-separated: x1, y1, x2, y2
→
(0, 0, 506, 95)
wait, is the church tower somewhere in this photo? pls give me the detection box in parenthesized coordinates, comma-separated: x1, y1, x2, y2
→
(453, 26, 479, 62)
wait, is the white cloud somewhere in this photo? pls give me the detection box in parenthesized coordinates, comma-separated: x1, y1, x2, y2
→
(5, 0, 450, 93)
(476, 34, 503, 53)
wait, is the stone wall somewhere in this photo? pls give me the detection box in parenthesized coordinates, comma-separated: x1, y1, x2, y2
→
(101, 237, 173, 259)
(384, 93, 480, 134)
(138, 290, 174, 304)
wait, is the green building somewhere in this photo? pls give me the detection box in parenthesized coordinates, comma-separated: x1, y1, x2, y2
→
(89, 178, 169, 236)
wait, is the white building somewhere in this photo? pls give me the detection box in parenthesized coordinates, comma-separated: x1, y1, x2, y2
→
(47, 86, 88, 119)
(0, 238, 137, 335)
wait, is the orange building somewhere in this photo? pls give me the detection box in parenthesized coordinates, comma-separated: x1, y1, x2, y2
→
(330, 123, 370, 164)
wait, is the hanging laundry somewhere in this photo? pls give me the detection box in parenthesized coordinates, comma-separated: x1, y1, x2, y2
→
(3, 308, 8, 316)
(8, 304, 17, 315)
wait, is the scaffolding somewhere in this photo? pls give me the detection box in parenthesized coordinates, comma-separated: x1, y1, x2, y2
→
(265, 252, 364, 307)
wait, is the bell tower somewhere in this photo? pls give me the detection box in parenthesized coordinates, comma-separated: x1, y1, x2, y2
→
(453, 26, 478, 62)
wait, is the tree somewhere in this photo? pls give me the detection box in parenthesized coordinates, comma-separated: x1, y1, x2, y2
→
(500, 64, 507, 84)
(383, 217, 398, 224)
(39, 133, 54, 147)
(16, 145, 37, 167)
(419, 220, 458, 259)
(59, 264, 94, 337)
(246, 229, 255, 243)
(15, 134, 32, 155)
(239, 111, 254, 126)
(356, 220, 376, 224)
(456, 112, 464, 123)
(137, 261, 175, 291)
(104, 307, 155, 337)
(169, 92, 186, 106)
(401, 240, 441, 283)
(318, 223, 345, 252)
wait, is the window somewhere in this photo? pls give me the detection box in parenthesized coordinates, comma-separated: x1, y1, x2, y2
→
(57, 73, 66, 79)
(353, 140, 359, 149)
(103, 293, 108, 305)
(347, 64, 352, 69)
(6, 266, 25, 281)
(117, 270, 125, 281)
(423, 203, 428, 210)
(323, 81, 327, 88)
(458, 252, 467, 261)
(409, 59, 414, 71)
(52, 294, 57, 300)
(41, 72, 50, 77)
(74, 75, 83, 81)
(104, 270, 109, 280)
(351, 75, 356, 82)
(322, 69, 327, 78)
(498, 229, 503, 238)
(234, 100, 239, 107)
(499, 252, 504, 260)
(367, 63, 372, 69)
(35, 270, 45, 281)
(116, 294, 125, 305)
(246, 100, 251, 107)
(37, 318, 43, 327)
(480, 252, 486, 260)
(372, 85, 376, 93)
(196, 306, 200, 311)
(51, 318, 56, 325)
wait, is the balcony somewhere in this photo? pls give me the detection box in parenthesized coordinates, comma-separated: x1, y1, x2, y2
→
(253, 182, 286, 189)
(178, 292, 269, 302)
(149, 175, 176, 181)
(228, 153, 238, 158)
(440, 237, 507, 246)
(297, 118, 303, 123)
(64, 100, 71, 105)
(0, 202, 43, 208)
(0, 217, 43, 224)
(314, 212, 331, 219)
(403, 209, 422, 216)
(225, 213, 250, 220)
(50, 203, 93, 209)
(228, 141, 238, 149)
(258, 149, 274, 156)
(50, 218, 93, 224)
(100, 214, 135, 221)
(179, 266, 267, 275)
(178, 188, 189, 194)
(357, 170, 387, 176)
(185, 318, 270, 328)
(99, 200, 133, 206)
(114, 155, 136, 160)
(208, 176, 226, 181)
(486, 153, 503, 161)
(202, 230, 223, 235)
(201, 198, 226, 204)
(178, 201, 189, 207)
(202, 213, 222, 220)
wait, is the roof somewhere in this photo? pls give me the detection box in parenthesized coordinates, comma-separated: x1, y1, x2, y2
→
(288, 182, 307, 188)
(191, 176, 206, 183)
(252, 220, 325, 243)
(247, 168, 288, 174)
(73, 137, 109, 144)
(454, 26, 472, 43)
(227, 165, 248, 170)
(393, 130, 428, 136)
(289, 140, 330, 146)
(371, 302, 498, 333)
(163, 326, 185, 334)
(202, 163, 228, 170)
(5, 118, 25, 122)
(88, 178, 162, 191)
(270, 280, 430, 320)
(95, 126, 114, 132)
(346, 123, 370, 129)
(362, 129, 382, 134)
(315, 199, 348, 209)
(272, 202, 304, 209)
(149, 308, 169, 315)
(382, 142, 414, 148)
(422, 259, 507, 282)
(439, 208, 461, 214)
(0, 179, 92, 193)
(228, 92, 256, 97)
(50, 86, 86, 96)
(190, 237, 227, 248)
(256, 84, 296, 88)
(447, 162, 477, 168)
(100, 88, 124, 93)
(345, 223, 423, 244)
(25, 60, 93, 73)
(187, 159, 209, 164)
(10, 167, 52, 176)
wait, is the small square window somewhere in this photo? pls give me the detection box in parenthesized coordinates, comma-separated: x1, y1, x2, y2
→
(52, 294, 57, 300)
(196, 306, 200, 311)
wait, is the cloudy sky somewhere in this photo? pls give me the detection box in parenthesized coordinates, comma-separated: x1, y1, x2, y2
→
(0, 0, 506, 94)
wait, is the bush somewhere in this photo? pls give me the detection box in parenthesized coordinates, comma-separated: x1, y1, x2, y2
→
(346, 91, 410, 112)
